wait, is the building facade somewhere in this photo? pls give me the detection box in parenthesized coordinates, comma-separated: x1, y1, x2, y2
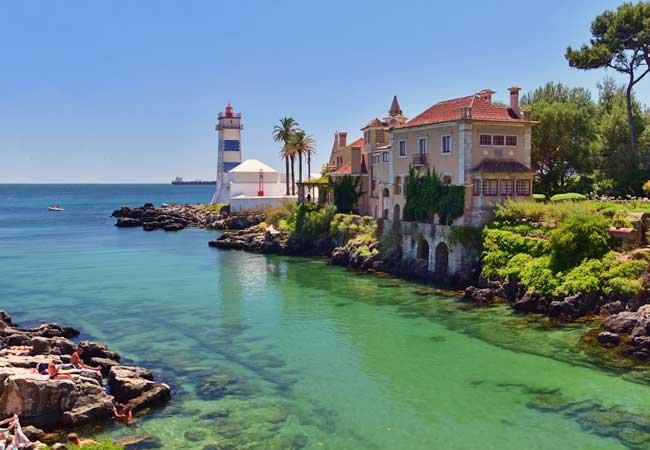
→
(369, 87, 535, 226)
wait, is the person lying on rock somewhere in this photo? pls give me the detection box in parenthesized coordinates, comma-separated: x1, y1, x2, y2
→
(66, 433, 98, 447)
(68, 346, 101, 372)
(113, 402, 135, 426)
(48, 360, 76, 383)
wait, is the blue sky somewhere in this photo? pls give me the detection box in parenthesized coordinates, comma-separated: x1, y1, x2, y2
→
(0, 0, 644, 183)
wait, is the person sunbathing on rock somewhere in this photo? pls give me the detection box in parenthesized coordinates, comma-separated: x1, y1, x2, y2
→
(68, 346, 101, 372)
(48, 360, 76, 383)
(113, 402, 135, 426)
(66, 433, 98, 447)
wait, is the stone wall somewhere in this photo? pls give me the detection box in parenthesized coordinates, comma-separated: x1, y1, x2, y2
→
(382, 220, 480, 286)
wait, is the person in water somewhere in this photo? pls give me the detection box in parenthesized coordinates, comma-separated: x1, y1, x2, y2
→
(66, 433, 98, 447)
(47, 360, 76, 383)
(69, 346, 101, 372)
(113, 402, 135, 426)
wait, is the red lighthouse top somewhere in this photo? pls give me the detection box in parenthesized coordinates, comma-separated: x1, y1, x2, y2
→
(225, 103, 234, 118)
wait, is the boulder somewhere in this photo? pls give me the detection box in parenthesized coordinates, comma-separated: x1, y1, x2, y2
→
(0, 370, 113, 430)
(0, 310, 13, 324)
(78, 341, 120, 363)
(22, 425, 45, 441)
(90, 357, 120, 375)
(462, 286, 495, 305)
(596, 331, 621, 345)
(116, 217, 143, 228)
(601, 312, 640, 334)
(108, 366, 170, 412)
(30, 337, 76, 356)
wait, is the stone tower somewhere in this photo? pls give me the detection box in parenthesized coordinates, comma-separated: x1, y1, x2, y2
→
(211, 103, 243, 204)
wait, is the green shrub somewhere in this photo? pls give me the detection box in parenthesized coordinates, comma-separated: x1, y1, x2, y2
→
(556, 259, 604, 295)
(549, 214, 610, 271)
(260, 200, 298, 227)
(481, 229, 549, 280)
(330, 214, 376, 245)
(331, 175, 362, 213)
(61, 443, 124, 450)
(403, 168, 465, 224)
(550, 192, 586, 202)
(292, 204, 337, 242)
(448, 225, 482, 246)
(502, 253, 534, 282)
(520, 256, 559, 295)
(533, 194, 546, 201)
(603, 259, 647, 295)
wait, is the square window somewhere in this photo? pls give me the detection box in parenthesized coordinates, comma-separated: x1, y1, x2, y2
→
(418, 138, 428, 155)
(473, 178, 481, 196)
(500, 179, 514, 196)
(398, 140, 406, 157)
(506, 135, 517, 146)
(483, 179, 498, 196)
(382, 152, 389, 162)
(441, 135, 451, 154)
(516, 179, 531, 195)
(493, 135, 505, 146)
(479, 135, 492, 146)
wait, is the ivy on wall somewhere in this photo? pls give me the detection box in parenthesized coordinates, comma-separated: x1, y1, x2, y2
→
(403, 168, 465, 225)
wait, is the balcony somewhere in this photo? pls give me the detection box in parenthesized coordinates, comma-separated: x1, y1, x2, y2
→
(412, 154, 428, 166)
(215, 123, 244, 131)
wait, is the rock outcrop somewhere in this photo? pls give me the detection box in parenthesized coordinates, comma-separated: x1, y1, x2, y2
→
(210, 214, 265, 230)
(599, 305, 650, 358)
(108, 366, 170, 412)
(209, 226, 288, 254)
(0, 310, 171, 431)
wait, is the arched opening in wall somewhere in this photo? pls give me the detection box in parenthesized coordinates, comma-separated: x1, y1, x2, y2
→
(382, 188, 390, 220)
(393, 204, 401, 225)
(434, 242, 449, 277)
(417, 239, 429, 263)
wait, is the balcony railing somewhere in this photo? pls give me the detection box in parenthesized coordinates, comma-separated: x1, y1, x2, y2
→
(215, 123, 244, 130)
(412, 154, 428, 166)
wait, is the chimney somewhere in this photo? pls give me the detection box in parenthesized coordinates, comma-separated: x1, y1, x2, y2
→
(478, 89, 495, 104)
(460, 106, 472, 119)
(339, 131, 347, 147)
(509, 86, 521, 115)
(350, 147, 361, 174)
(523, 110, 531, 121)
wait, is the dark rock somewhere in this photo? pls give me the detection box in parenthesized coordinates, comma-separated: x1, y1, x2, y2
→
(22, 425, 45, 441)
(597, 331, 620, 345)
(79, 341, 120, 363)
(600, 301, 624, 316)
(0, 310, 12, 324)
(462, 286, 494, 305)
(601, 311, 640, 334)
(210, 214, 265, 230)
(513, 292, 540, 313)
(163, 223, 185, 232)
(116, 217, 143, 228)
(143, 222, 161, 231)
(108, 366, 170, 412)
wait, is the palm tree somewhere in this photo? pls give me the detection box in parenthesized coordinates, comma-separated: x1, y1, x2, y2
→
(272, 117, 299, 195)
(290, 130, 316, 188)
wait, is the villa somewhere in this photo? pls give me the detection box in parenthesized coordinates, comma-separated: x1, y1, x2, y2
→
(368, 87, 535, 226)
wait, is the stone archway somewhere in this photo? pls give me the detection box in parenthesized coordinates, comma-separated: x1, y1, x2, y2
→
(417, 238, 430, 263)
(434, 242, 449, 277)
(393, 204, 401, 223)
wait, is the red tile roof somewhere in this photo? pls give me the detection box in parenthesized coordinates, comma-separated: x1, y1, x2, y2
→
(332, 162, 352, 175)
(398, 94, 527, 128)
(349, 137, 365, 148)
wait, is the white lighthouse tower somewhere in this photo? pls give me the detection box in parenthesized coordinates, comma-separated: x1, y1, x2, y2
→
(211, 103, 243, 204)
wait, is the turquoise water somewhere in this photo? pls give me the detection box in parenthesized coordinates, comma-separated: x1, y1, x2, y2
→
(3, 185, 650, 449)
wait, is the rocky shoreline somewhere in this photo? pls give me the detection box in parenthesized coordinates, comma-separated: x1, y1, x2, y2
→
(112, 203, 264, 232)
(0, 310, 170, 448)
(462, 278, 650, 361)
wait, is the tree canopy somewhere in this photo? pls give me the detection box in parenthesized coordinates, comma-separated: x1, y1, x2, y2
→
(521, 83, 600, 195)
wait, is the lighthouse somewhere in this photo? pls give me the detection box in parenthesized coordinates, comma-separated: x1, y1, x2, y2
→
(211, 103, 243, 204)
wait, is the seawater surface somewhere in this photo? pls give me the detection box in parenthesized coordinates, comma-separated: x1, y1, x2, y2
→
(3, 185, 650, 449)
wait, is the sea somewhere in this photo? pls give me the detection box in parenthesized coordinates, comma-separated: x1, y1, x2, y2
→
(2, 184, 650, 449)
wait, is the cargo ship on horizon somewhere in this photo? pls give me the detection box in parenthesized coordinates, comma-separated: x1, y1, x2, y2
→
(172, 177, 216, 185)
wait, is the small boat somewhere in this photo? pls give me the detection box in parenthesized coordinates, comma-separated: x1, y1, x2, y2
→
(47, 205, 64, 211)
